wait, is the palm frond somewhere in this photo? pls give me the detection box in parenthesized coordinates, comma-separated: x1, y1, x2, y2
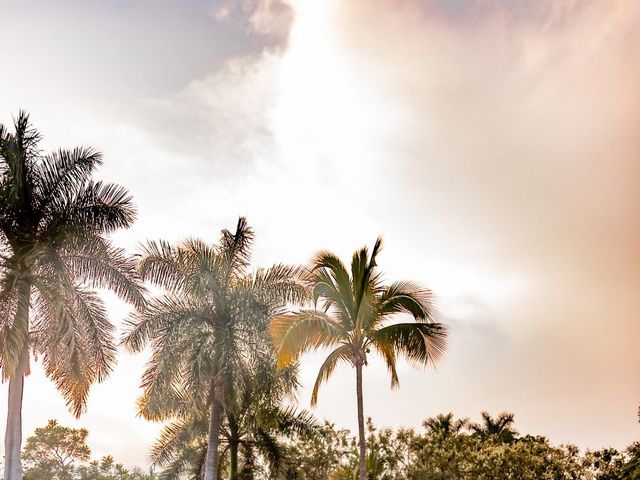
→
(368, 322, 447, 368)
(58, 240, 145, 308)
(369, 338, 399, 388)
(310, 267, 354, 328)
(249, 264, 308, 306)
(0, 279, 29, 379)
(65, 287, 116, 383)
(137, 240, 186, 290)
(151, 415, 208, 467)
(121, 295, 203, 352)
(270, 311, 343, 368)
(377, 281, 436, 323)
(311, 344, 352, 406)
(33, 283, 117, 417)
(218, 216, 254, 279)
(49, 180, 136, 234)
(350, 237, 382, 312)
(310, 252, 354, 322)
(35, 147, 102, 212)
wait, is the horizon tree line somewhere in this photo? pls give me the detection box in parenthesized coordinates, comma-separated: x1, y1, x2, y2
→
(0, 113, 449, 480)
(15, 413, 640, 480)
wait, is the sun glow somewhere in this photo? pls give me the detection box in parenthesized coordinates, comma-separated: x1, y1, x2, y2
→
(273, 0, 388, 174)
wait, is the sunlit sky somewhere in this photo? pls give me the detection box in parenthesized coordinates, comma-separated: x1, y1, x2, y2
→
(1, 0, 639, 468)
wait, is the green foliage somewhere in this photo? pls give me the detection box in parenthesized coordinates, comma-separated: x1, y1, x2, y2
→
(22, 420, 156, 480)
(287, 413, 639, 480)
(77, 456, 156, 480)
(584, 443, 640, 480)
(122, 218, 306, 420)
(148, 356, 319, 479)
(285, 421, 354, 480)
(22, 420, 90, 480)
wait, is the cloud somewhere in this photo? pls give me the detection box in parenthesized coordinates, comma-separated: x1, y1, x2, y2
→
(211, 0, 294, 39)
(274, 0, 640, 447)
(137, 51, 283, 174)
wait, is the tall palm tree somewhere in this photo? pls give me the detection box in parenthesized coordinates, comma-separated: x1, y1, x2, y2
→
(122, 218, 306, 480)
(0, 112, 144, 480)
(270, 238, 447, 480)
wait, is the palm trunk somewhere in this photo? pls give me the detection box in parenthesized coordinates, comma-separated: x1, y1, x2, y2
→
(355, 361, 367, 480)
(228, 415, 239, 480)
(204, 397, 222, 480)
(4, 283, 31, 480)
(4, 348, 27, 480)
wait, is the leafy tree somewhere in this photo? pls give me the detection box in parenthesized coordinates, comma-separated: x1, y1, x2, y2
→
(285, 421, 354, 480)
(0, 112, 144, 480)
(270, 238, 447, 480)
(620, 442, 640, 479)
(584, 443, 640, 480)
(22, 419, 90, 480)
(22, 420, 156, 480)
(77, 456, 157, 480)
(408, 414, 585, 480)
(356, 420, 415, 480)
(122, 218, 306, 480)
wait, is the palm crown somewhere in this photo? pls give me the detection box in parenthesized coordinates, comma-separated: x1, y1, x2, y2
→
(0, 111, 144, 414)
(122, 217, 307, 480)
(470, 411, 518, 443)
(271, 237, 447, 404)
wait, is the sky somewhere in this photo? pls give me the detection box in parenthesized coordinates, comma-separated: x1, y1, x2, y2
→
(1, 0, 639, 468)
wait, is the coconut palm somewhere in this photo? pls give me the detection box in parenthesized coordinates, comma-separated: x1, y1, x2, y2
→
(270, 238, 447, 480)
(0, 112, 144, 480)
(122, 218, 306, 480)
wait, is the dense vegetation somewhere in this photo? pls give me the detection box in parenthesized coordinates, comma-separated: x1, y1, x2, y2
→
(20, 415, 640, 479)
(21, 420, 154, 480)
(1, 114, 637, 480)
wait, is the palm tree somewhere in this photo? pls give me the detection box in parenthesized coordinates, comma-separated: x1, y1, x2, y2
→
(423, 413, 468, 438)
(470, 411, 518, 443)
(147, 333, 314, 480)
(270, 238, 447, 480)
(0, 112, 144, 480)
(122, 218, 306, 480)
(150, 365, 317, 480)
(220, 360, 316, 480)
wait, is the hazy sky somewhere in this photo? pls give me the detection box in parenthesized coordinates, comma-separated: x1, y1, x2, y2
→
(1, 0, 639, 468)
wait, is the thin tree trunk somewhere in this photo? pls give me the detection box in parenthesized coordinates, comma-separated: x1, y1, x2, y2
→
(4, 281, 31, 480)
(355, 361, 368, 480)
(4, 348, 27, 480)
(204, 396, 222, 480)
(228, 415, 239, 480)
